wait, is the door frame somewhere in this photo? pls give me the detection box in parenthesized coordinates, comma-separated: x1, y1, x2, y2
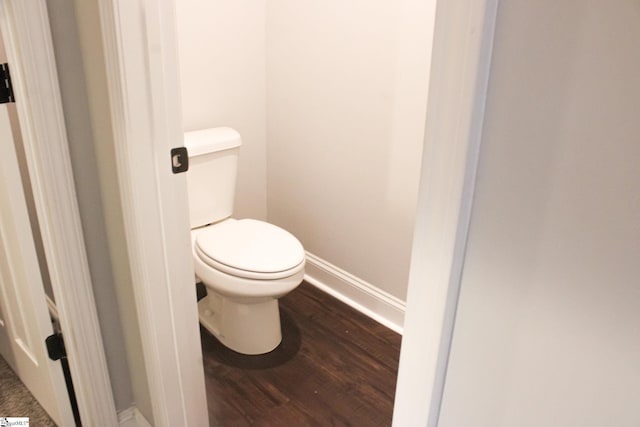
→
(0, 1, 118, 425)
(96, 0, 209, 425)
(97, 0, 498, 426)
(393, 1, 498, 424)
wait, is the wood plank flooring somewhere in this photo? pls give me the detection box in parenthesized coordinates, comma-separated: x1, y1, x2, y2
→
(199, 281, 401, 426)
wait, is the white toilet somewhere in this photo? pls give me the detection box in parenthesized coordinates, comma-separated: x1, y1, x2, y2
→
(184, 127, 305, 355)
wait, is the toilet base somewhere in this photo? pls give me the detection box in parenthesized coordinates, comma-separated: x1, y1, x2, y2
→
(198, 293, 282, 355)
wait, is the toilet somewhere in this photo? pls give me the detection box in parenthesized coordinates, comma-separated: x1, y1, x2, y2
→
(184, 127, 305, 355)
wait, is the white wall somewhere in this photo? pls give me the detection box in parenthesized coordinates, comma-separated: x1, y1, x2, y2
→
(266, 0, 431, 300)
(176, 0, 267, 220)
(439, 1, 640, 426)
(175, 0, 431, 302)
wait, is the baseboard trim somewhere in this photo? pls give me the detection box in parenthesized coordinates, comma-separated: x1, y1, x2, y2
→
(304, 252, 405, 334)
(118, 406, 152, 427)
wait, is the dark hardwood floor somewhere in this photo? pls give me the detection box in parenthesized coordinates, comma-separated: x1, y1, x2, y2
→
(199, 281, 402, 426)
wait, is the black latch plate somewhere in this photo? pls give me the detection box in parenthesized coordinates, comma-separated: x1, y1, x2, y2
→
(45, 333, 66, 361)
(171, 147, 189, 174)
(1, 63, 15, 104)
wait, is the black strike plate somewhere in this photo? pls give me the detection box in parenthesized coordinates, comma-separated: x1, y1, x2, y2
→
(171, 147, 189, 174)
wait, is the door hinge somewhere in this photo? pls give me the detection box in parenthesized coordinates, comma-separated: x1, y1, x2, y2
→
(171, 146, 189, 174)
(46, 332, 83, 425)
(45, 332, 67, 361)
(1, 63, 15, 104)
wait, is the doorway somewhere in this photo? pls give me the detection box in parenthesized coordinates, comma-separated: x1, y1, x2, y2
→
(176, 1, 427, 423)
(96, 0, 498, 424)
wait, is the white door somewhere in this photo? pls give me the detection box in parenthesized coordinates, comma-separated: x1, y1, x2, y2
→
(0, 104, 75, 426)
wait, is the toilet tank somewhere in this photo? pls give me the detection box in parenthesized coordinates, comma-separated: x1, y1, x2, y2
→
(184, 127, 241, 228)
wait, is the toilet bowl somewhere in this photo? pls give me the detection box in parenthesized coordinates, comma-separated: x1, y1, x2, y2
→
(184, 127, 305, 355)
(191, 218, 305, 354)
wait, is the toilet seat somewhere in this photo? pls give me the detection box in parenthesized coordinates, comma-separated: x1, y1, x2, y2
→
(195, 218, 305, 280)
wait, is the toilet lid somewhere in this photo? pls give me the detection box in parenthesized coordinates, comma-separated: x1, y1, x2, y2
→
(195, 219, 305, 276)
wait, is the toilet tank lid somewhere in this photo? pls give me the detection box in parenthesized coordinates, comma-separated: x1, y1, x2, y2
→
(184, 127, 241, 157)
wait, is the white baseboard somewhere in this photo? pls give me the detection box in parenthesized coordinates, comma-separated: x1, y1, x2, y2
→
(303, 252, 405, 334)
(118, 406, 152, 427)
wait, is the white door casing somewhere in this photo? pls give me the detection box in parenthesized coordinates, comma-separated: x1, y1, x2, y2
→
(393, 0, 498, 425)
(0, 1, 119, 425)
(97, 0, 209, 425)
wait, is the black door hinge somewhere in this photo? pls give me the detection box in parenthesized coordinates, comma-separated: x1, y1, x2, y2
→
(45, 332, 82, 426)
(45, 332, 66, 361)
(1, 63, 15, 104)
(171, 146, 189, 174)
